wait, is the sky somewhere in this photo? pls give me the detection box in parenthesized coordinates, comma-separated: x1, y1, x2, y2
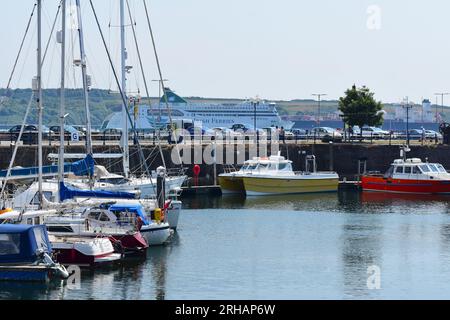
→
(1, 0, 450, 104)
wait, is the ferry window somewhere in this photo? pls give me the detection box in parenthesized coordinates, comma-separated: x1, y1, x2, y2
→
(0, 234, 20, 255)
(413, 166, 421, 174)
(404, 167, 412, 174)
(34, 217, 40, 225)
(395, 166, 404, 174)
(419, 165, 430, 173)
(27, 218, 33, 225)
(429, 164, 439, 173)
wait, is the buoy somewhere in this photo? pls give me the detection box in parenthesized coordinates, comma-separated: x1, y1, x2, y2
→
(193, 165, 201, 187)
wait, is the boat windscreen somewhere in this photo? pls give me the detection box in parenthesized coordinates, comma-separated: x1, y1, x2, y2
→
(384, 166, 394, 178)
(32, 227, 51, 253)
(429, 164, 439, 173)
(419, 165, 430, 173)
(0, 234, 20, 256)
(257, 164, 269, 171)
(437, 164, 447, 173)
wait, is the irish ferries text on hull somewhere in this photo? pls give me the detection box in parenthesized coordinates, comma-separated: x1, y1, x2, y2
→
(101, 88, 294, 131)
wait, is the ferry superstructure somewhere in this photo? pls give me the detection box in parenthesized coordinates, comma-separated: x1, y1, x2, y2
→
(101, 88, 294, 131)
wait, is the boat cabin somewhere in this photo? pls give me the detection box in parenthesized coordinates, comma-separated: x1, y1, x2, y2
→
(383, 158, 450, 180)
(0, 224, 52, 265)
(239, 156, 294, 175)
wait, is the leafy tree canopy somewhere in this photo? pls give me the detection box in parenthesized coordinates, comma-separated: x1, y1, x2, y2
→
(339, 85, 383, 129)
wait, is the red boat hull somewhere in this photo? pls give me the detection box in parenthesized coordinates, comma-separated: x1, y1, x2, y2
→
(109, 232, 148, 256)
(362, 175, 450, 194)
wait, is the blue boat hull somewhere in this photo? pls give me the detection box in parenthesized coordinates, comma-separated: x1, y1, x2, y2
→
(0, 266, 52, 282)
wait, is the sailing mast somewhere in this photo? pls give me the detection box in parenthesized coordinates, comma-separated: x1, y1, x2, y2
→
(75, 0, 94, 184)
(36, 0, 44, 208)
(120, 0, 130, 179)
(58, 0, 66, 196)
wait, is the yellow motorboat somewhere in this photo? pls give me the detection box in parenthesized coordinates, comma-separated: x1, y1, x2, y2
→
(242, 155, 339, 196)
(218, 158, 260, 194)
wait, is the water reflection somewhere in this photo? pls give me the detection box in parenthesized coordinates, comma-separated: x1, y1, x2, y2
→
(149, 233, 181, 300)
(4, 190, 450, 300)
(182, 190, 450, 215)
(340, 214, 383, 299)
(0, 281, 65, 300)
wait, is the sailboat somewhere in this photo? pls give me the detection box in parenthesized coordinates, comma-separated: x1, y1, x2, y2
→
(0, 0, 124, 267)
(64, 0, 186, 199)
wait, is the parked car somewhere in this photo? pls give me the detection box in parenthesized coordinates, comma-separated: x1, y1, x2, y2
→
(425, 130, 442, 140)
(230, 123, 251, 133)
(101, 128, 122, 141)
(408, 129, 442, 141)
(72, 125, 88, 134)
(9, 124, 54, 142)
(408, 129, 426, 140)
(310, 127, 343, 142)
(49, 125, 85, 140)
(291, 128, 307, 140)
(353, 126, 389, 139)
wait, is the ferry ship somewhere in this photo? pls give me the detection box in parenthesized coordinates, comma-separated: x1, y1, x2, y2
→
(101, 88, 294, 131)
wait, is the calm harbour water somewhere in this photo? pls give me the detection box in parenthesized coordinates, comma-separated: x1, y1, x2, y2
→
(2, 190, 450, 300)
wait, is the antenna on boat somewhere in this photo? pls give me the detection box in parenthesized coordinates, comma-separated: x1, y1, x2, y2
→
(400, 145, 411, 162)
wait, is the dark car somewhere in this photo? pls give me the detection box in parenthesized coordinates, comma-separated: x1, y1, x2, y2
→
(291, 128, 307, 140)
(9, 125, 53, 143)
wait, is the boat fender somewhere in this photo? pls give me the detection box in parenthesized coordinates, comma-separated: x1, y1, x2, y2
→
(164, 200, 172, 212)
(56, 265, 70, 279)
(136, 216, 143, 231)
(155, 208, 163, 223)
(112, 240, 124, 255)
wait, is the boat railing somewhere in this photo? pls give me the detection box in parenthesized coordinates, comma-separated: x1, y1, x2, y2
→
(293, 171, 338, 175)
(223, 164, 239, 174)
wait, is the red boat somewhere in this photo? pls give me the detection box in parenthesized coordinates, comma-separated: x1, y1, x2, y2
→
(362, 158, 450, 194)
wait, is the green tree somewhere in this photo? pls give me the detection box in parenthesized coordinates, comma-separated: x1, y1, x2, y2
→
(339, 85, 383, 136)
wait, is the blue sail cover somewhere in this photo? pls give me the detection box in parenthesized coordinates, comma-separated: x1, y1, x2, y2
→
(0, 155, 95, 179)
(59, 182, 136, 202)
(109, 204, 149, 225)
(0, 224, 52, 264)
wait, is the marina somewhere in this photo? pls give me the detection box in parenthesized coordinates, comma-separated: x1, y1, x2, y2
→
(1, 0, 450, 307)
(3, 192, 450, 299)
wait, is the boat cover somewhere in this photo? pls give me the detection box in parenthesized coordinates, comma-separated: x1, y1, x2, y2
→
(0, 155, 95, 180)
(59, 182, 136, 202)
(108, 204, 149, 225)
(0, 224, 52, 264)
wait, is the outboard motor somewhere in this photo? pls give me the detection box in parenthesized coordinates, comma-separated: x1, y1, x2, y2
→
(439, 123, 450, 145)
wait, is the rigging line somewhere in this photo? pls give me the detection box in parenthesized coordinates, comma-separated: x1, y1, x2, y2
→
(89, 0, 152, 179)
(42, 0, 62, 66)
(2, 3, 37, 104)
(142, 0, 183, 170)
(0, 93, 35, 203)
(126, 0, 166, 168)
